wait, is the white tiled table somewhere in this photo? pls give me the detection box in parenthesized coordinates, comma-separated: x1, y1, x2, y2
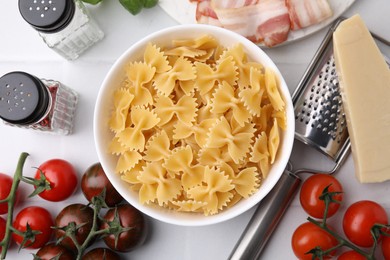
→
(0, 1, 389, 259)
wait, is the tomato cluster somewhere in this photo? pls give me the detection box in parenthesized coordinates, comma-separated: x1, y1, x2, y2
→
(292, 174, 390, 260)
(0, 158, 147, 259)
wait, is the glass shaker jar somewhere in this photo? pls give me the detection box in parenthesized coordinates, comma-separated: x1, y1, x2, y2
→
(18, 0, 104, 60)
(0, 71, 78, 135)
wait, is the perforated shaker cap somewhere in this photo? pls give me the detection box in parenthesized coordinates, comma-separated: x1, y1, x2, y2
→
(0, 72, 49, 125)
(18, 0, 75, 33)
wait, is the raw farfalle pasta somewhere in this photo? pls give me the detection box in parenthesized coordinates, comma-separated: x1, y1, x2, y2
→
(195, 56, 238, 95)
(126, 62, 155, 106)
(153, 56, 196, 96)
(154, 95, 197, 126)
(108, 35, 287, 215)
(108, 88, 134, 132)
(211, 81, 251, 126)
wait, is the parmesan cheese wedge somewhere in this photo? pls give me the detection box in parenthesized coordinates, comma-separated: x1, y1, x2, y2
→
(333, 14, 390, 183)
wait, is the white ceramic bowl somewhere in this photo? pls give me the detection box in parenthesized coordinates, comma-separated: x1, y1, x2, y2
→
(94, 24, 295, 226)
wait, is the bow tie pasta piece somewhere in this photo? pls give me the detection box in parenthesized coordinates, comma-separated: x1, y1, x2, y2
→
(121, 160, 146, 187)
(206, 117, 255, 164)
(195, 56, 238, 95)
(187, 167, 234, 215)
(116, 107, 160, 152)
(144, 130, 171, 162)
(164, 46, 208, 59)
(164, 146, 204, 189)
(211, 81, 252, 127)
(144, 43, 172, 73)
(265, 67, 285, 111)
(250, 132, 270, 178)
(108, 137, 128, 155)
(174, 118, 216, 148)
(171, 200, 207, 213)
(233, 167, 260, 199)
(115, 150, 142, 174)
(178, 80, 196, 96)
(195, 57, 237, 95)
(172, 34, 219, 50)
(253, 103, 274, 134)
(268, 118, 280, 164)
(272, 109, 287, 131)
(239, 67, 266, 117)
(219, 162, 259, 199)
(109, 88, 134, 133)
(153, 56, 196, 96)
(198, 147, 235, 167)
(154, 95, 198, 127)
(137, 162, 182, 206)
(219, 44, 263, 88)
(126, 62, 156, 106)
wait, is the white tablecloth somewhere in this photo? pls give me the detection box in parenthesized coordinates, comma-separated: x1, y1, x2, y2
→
(0, 0, 389, 259)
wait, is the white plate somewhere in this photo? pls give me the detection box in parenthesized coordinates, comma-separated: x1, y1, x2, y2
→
(158, 0, 356, 47)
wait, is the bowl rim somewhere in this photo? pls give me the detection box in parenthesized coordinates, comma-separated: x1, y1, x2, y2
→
(94, 24, 295, 226)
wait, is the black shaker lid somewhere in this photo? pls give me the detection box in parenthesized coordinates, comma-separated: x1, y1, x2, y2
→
(0, 72, 49, 125)
(18, 0, 75, 33)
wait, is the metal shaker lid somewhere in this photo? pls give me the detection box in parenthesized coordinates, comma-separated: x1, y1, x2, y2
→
(0, 72, 49, 125)
(18, 0, 75, 33)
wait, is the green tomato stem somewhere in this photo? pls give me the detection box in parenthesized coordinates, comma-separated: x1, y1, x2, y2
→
(308, 217, 374, 259)
(0, 152, 29, 260)
(74, 194, 109, 259)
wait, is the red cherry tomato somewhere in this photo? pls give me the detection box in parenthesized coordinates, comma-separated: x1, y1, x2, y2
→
(35, 159, 78, 202)
(12, 206, 54, 249)
(0, 216, 6, 253)
(0, 173, 14, 215)
(343, 200, 388, 247)
(382, 236, 390, 260)
(291, 222, 338, 260)
(337, 250, 366, 260)
(299, 174, 343, 219)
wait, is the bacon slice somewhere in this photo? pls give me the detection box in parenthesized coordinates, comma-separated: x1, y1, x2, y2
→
(195, 0, 222, 26)
(211, 0, 259, 9)
(286, 0, 333, 30)
(211, 0, 290, 47)
(192, 0, 332, 47)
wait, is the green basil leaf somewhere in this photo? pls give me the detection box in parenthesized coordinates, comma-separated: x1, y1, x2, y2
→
(119, 0, 143, 15)
(143, 0, 158, 8)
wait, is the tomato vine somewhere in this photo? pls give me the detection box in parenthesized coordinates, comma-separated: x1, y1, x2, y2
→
(298, 182, 390, 260)
(0, 153, 147, 260)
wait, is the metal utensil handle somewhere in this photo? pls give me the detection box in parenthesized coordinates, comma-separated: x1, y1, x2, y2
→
(228, 171, 301, 260)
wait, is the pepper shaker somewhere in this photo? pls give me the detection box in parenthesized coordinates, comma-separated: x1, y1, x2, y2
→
(0, 71, 78, 135)
(18, 0, 104, 60)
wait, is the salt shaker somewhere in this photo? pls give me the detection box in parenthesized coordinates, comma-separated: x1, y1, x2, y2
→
(0, 71, 78, 135)
(18, 0, 104, 60)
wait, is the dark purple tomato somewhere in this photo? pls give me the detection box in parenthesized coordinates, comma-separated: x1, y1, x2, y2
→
(54, 204, 95, 252)
(101, 204, 147, 252)
(82, 248, 121, 260)
(35, 243, 75, 260)
(81, 163, 123, 207)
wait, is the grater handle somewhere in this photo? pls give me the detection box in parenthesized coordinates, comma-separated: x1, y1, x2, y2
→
(228, 170, 301, 260)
